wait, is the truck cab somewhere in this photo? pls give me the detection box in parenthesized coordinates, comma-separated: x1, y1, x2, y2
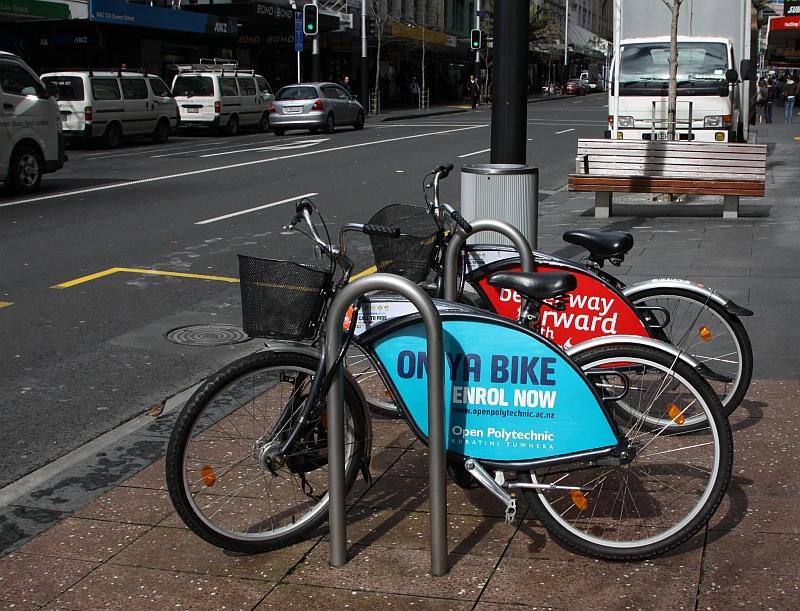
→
(607, 36, 749, 143)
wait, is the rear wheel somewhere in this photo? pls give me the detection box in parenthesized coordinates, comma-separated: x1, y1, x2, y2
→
(224, 115, 239, 137)
(519, 343, 732, 560)
(628, 287, 752, 416)
(6, 144, 43, 193)
(166, 350, 368, 553)
(258, 111, 270, 133)
(152, 119, 170, 144)
(103, 123, 121, 149)
(273, 126, 286, 136)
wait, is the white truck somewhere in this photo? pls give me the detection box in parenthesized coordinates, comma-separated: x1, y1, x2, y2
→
(608, 0, 755, 142)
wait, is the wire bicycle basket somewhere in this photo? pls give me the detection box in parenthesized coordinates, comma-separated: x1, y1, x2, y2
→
(367, 204, 441, 284)
(238, 255, 331, 340)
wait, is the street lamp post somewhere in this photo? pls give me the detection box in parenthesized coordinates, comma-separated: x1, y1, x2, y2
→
(311, 0, 320, 81)
(361, 0, 369, 113)
(474, 0, 481, 81)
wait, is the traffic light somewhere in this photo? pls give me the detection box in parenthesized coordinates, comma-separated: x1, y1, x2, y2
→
(303, 4, 318, 36)
(470, 29, 481, 50)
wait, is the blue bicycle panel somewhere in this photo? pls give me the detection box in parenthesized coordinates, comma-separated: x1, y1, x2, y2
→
(372, 318, 617, 462)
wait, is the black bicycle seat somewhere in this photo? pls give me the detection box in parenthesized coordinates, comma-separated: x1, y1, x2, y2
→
(562, 229, 634, 259)
(488, 271, 576, 301)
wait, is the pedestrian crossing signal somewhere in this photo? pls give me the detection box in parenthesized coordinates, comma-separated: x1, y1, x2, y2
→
(471, 29, 481, 50)
(303, 4, 318, 36)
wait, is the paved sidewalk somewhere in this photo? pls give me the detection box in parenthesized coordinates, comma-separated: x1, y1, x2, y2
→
(2, 123, 799, 609)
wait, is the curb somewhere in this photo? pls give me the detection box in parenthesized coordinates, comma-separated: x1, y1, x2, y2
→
(378, 108, 469, 122)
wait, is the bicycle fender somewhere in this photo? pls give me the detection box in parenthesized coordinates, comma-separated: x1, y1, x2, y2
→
(622, 278, 753, 317)
(565, 335, 703, 371)
(257, 343, 374, 482)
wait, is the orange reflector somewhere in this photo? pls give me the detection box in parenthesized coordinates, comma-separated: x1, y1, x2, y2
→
(320, 412, 328, 429)
(699, 326, 712, 342)
(383, 389, 394, 400)
(201, 465, 216, 487)
(570, 490, 589, 511)
(668, 403, 686, 425)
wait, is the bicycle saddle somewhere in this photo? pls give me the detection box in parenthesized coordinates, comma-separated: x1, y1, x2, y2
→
(562, 229, 634, 259)
(488, 271, 576, 301)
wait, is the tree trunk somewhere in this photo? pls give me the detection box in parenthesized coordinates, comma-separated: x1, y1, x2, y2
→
(374, 35, 381, 99)
(666, 1, 681, 140)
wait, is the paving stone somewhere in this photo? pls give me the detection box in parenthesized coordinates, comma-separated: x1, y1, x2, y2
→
(285, 542, 495, 601)
(0, 601, 40, 610)
(708, 490, 800, 535)
(110, 526, 315, 581)
(19, 517, 150, 563)
(697, 571, 800, 609)
(703, 530, 800, 579)
(483, 556, 699, 609)
(728, 417, 800, 497)
(119, 458, 167, 490)
(331, 507, 513, 556)
(256, 583, 472, 610)
(474, 603, 553, 610)
(74, 487, 173, 526)
(0, 552, 97, 606)
(49, 563, 270, 610)
(371, 420, 418, 448)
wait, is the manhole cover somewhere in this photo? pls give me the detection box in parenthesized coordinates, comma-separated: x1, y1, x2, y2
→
(165, 324, 251, 347)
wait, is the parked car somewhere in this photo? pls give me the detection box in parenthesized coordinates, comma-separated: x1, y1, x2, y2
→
(40, 69, 178, 148)
(269, 82, 365, 135)
(171, 61, 272, 135)
(565, 79, 588, 96)
(1, 51, 64, 193)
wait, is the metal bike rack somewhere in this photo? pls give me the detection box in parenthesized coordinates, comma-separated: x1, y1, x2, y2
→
(444, 219, 535, 302)
(325, 273, 448, 575)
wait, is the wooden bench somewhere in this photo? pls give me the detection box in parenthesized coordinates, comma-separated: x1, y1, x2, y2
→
(568, 139, 767, 219)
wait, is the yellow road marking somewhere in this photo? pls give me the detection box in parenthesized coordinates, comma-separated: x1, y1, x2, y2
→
(795, 137, 800, 141)
(52, 267, 239, 289)
(0, 301, 13, 308)
(53, 264, 381, 290)
(350, 265, 377, 281)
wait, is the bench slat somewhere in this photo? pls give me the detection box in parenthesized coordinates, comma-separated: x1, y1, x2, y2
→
(576, 164, 765, 179)
(576, 150, 768, 165)
(568, 176, 765, 196)
(577, 138, 768, 155)
(575, 154, 766, 167)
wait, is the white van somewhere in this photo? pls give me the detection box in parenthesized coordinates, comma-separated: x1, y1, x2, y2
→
(0, 51, 64, 193)
(40, 70, 179, 148)
(171, 61, 273, 135)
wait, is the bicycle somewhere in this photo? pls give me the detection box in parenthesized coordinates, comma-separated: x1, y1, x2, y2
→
(166, 199, 732, 561)
(353, 165, 753, 428)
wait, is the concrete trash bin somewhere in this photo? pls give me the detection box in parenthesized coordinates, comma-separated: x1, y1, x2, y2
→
(460, 164, 539, 247)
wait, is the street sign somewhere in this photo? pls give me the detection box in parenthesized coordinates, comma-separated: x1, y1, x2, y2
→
(294, 10, 303, 51)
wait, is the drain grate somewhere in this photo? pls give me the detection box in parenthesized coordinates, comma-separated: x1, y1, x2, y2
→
(165, 324, 251, 347)
(538, 191, 555, 202)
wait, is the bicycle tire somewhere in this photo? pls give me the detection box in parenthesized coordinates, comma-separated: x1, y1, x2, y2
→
(518, 342, 732, 561)
(166, 350, 368, 553)
(628, 287, 753, 416)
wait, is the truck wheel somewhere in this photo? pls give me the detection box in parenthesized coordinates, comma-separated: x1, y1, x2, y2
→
(258, 112, 270, 133)
(6, 144, 43, 193)
(224, 115, 239, 137)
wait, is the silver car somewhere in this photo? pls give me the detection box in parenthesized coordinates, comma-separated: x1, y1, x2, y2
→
(269, 82, 365, 135)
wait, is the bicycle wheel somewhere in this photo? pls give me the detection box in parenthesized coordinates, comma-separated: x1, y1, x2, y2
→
(519, 343, 732, 561)
(166, 350, 368, 553)
(346, 345, 400, 419)
(628, 287, 753, 416)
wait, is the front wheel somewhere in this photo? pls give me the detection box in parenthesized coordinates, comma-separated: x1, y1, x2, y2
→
(324, 114, 335, 134)
(166, 350, 368, 554)
(628, 287, 753, 416)
(353, 111, 365, 130)
(258, 111, 270, 133)
(6, 144, 43, 193)
(519, 343, 732, 560)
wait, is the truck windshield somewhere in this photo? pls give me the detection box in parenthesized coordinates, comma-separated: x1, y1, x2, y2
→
(620, 42, 728, 86)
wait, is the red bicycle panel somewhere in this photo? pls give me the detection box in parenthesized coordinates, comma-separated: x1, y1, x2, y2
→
(476, 263, 648, 348)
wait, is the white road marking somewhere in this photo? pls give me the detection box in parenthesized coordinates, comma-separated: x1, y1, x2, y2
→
(200, 138, 330, 158)
(458, 148, 491, 158)
(0, 125, 485, 208)
(150, 138, 296, 158)
(84, 138, 221, 161)
(555, 128, 576, 134)
(195, 193, 318, 225)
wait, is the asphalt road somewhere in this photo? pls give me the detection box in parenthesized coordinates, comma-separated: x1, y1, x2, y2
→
(0, 95, 608, 487)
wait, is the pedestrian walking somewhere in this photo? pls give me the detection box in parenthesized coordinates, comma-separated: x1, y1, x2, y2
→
(766, 78, 776, 124)
(468, 74, 480, 110)
(409, 76, 420, 107)
(756, 80, 768, 125)
(784, 76, 798, 123)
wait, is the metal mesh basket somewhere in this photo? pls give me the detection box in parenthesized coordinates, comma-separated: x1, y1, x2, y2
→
(238, 255, 331, 340)
(367, 204, 441, 283)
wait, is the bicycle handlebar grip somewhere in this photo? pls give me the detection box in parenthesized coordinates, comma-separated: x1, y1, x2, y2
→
(450, 210, 473, 234)
(295, 199, 313, 214)
(362, 224, 402, 238)
(434, 163, 454, 179)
